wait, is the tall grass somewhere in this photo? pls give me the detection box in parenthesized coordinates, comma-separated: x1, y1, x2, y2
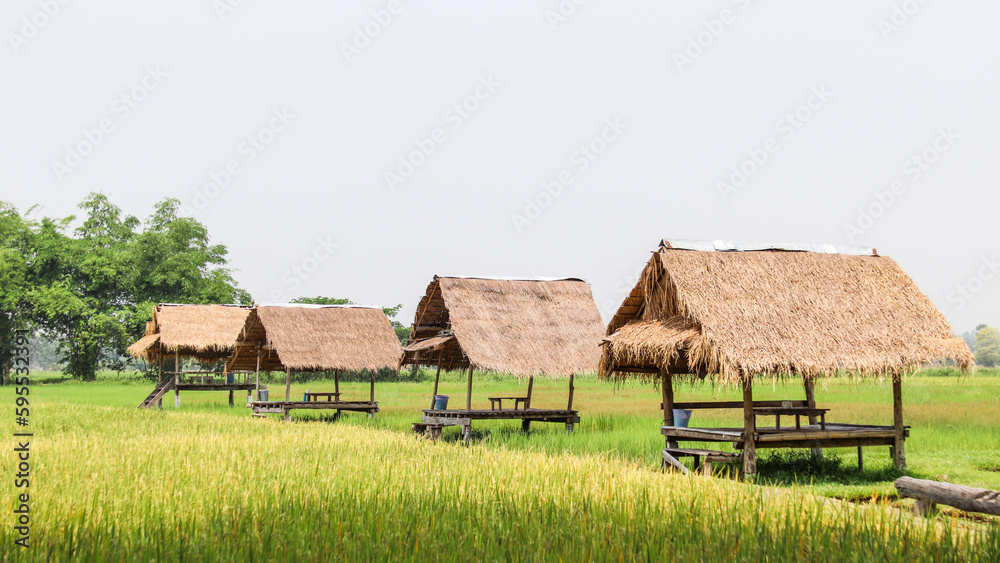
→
(1, 400, 997, 561)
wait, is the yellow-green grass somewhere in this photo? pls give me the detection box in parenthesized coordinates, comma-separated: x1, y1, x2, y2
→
(2, 370, 998, 560)
(1, 394, 998, 561)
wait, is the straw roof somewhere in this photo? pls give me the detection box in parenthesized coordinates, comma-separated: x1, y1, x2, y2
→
(126, 304, 251, 361)
(401, 276, 605, 378)
(601, 241, 973, 382)
(226, 305, 402, 372)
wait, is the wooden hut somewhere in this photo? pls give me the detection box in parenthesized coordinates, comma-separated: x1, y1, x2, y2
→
(128, 304, 255, 409)
(227, 304, 402, 421)
(600, 239, 973, 478)
(402, 276, 605, 442)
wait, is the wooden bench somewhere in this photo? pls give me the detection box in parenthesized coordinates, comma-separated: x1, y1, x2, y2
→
(488, 396, 528, 410)
(305, 392, 341, 402)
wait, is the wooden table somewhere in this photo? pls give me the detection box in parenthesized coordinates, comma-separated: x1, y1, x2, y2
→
(753, 407, 828, 430)
(488, 396, 528, 410)
(305, 392, 341, 402)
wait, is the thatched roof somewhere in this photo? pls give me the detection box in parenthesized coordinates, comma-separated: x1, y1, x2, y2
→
(401, 276, 605, 378)
(226, 305, 402, 372)
(601, 240, 973, 382)
(126, 304, 251, 361)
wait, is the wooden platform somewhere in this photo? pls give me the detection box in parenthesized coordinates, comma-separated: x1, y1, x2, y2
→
(417, 408, 580, 442)
(662, 423, 909, 450)
(251, 400, 379, 420)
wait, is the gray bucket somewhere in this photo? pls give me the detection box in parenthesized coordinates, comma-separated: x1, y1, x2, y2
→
(434, 395, 449, 410)
(258, 389, 269, 402)
(673, 409, 693, 428)
(226, 373, 235, 384)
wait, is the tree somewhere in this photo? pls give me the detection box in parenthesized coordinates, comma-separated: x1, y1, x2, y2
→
(0, 203, 32, 383)
(19, 193, 251, 381)
(974, 326, 1000, 368)
(291, 297, 411, 343)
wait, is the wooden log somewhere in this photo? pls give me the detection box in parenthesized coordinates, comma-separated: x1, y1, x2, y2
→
(803, 376, 823, 458)
(895, 477, 1000, 516)
(334, 369, 340, 399)
(228, 390, 234, 407)
(466, 365, 474, 411)
(661, 450, 689, 474)
(741, 377, 756, 478)
(525, 375, 534, 409)
(892, 375, 906, 470)
(857, 447, 864, 471)
(369, 370, 375, 403)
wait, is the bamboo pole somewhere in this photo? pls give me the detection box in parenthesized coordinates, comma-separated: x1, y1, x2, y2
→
(892, 374, 906, 470)
(466, 365, 474, 411)
(334, 369, 340, 398)
(525, 375, 534, 408)
(369, 370, 375, 403)
(255, 351, 261, 399)
(742, 377, 756, 478)
(661, 369, 677, 451)
(174, 350, 180, 408)
(157, 351, 164, 409)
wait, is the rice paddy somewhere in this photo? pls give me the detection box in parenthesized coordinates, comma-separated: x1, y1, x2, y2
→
(1, 369, 998, 561)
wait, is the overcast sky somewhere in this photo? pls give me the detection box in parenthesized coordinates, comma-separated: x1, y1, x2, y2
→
(2, 1, 998, 334)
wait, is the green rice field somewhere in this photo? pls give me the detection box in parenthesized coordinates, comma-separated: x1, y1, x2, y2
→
(1, 369, 998, 561)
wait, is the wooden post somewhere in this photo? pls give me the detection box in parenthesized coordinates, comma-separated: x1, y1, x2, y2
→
(742, 377, 756, 479)
(254, 351, 261, 400)
(466, 365, 474, 411)
(285, 367, 291, 402)
(661, 369, 677, 452)
(525, 375, 534, 408)
(803, 376, 822, 458)
(567, 372, 575, 410)
(857, 447, 864, 471)
(369, 370, 375, 403)
(430, 350, 443, 410)
(157, 352, 164, 409)
(892, 374, 906, 470)
(229, 390, 234, 407)
(174, 351, 180, 408)
(334, 369, 340, 399)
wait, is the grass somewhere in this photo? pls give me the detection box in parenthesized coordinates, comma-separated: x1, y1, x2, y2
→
(1, 369, 998, 561)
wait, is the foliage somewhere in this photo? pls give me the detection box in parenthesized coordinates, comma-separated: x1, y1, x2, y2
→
(1, 194, 249, 381)
(974, 326, 1000, 367)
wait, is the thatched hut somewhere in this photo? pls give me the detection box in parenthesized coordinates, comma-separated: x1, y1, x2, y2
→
(601, 239, 973, 477)
(228, 304, 402, 421)
(402, 276, 605, 440)
(128, 304, 253, 409)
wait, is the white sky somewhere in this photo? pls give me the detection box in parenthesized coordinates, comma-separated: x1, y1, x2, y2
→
(2, 1, 998, 334)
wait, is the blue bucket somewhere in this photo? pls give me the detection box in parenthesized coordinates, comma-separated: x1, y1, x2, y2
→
(226, 373, 235, 384)
(258, 389, 269, 402)
(434, 395, 449, 410)
(673, 409, 693, 428)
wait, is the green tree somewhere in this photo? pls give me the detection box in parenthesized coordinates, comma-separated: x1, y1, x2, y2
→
(974, 325, 1000, 368)
(0, 203, 32, 383)
(20, 193, 251, 381)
